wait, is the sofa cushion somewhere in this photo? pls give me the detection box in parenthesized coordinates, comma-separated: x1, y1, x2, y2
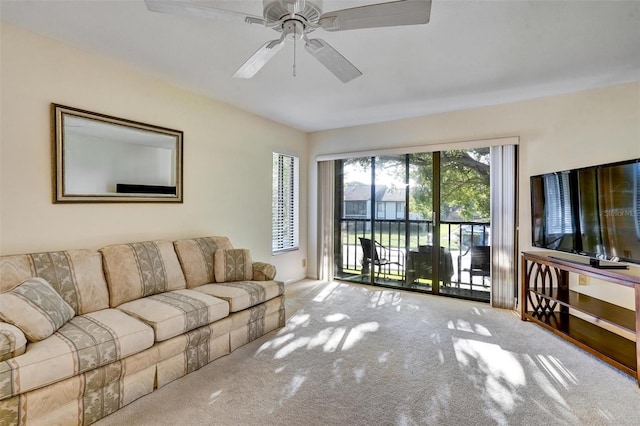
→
(0, 250, 109, 315)
(214, 249, 253, 283)
(229, 295, 285, 329)
(228, 296, 286, 351)
(0, 346, 158, 426)
(0, 323, 27, 362)
(0, 309, 154, 399)
(0, 277, 75, 342)
(155, 318, 232, 388)
(116, 289, 229, 342)
(173, 236, 234, 288)
(101, 240, 187, 307)
(193, 280, 284, 312)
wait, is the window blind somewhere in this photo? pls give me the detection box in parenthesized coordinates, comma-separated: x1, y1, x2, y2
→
(272, 152, 299, 253)
(490, 144, 518, 309)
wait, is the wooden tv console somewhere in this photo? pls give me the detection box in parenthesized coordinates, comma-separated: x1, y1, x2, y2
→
(521, 252, 640, 385)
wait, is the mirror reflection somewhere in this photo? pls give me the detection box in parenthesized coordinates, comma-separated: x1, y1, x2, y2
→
(53, 104, 183, 202)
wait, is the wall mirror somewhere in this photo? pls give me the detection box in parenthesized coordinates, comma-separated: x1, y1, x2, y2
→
(53, 104, 183, 203)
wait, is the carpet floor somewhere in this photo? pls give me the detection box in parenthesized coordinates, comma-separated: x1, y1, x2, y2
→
(96, 280, 640, 425)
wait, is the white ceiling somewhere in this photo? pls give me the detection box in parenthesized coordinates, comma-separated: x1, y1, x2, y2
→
(1, 0, 639, 132)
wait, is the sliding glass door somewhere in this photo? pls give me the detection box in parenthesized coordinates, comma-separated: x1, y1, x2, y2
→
(439, 149, 491, 299)
(334, 149, 492, 302)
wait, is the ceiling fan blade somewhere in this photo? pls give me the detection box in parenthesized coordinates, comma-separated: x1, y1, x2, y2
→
(304, 38, 362, 83)
(144, 0, 266, 25)
(233, 38, 286, 79)
(319, 0, 431, 32)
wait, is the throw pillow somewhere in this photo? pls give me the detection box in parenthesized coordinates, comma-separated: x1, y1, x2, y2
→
(252, 262, 277, 281)
(0, 322, 27, 361)
(0, 277, 75, 342)
(214, 249, 253, 282)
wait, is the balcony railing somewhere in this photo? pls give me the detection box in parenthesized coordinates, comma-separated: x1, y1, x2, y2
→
(336, 218, 491, 294)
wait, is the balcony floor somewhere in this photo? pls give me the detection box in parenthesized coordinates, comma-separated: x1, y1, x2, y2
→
(337, 272, 490, 302)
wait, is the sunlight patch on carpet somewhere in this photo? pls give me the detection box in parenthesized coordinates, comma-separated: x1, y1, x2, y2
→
(448, 319, 474, 333)
(367, 290, 405, 310)
(453, 337, 526, 412)
(208, 389, 223, 405)
(313, 281, 341, 302)
(342, 322, 379, 350)
(283, 374, 307, 399)
(535, 354, 578, 389)
(256, 332, 296, 355)
(521, 354, 570, 409)
(274, 336, 311, 359)
(448, 319, 492, 337)
(308, 327, 338, 350)
(287, 311, 310, 328)
(269, 323, 369, 358)
(324, 327, 347, 352)
(325, 313, 350, 322)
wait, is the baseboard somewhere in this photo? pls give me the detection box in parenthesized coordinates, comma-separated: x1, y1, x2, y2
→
(284, 275, 308, 285)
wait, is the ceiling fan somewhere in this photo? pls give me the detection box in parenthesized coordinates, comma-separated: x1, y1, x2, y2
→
(144, 0, 432, 83)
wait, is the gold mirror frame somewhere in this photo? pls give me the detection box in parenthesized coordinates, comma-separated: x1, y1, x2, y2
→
(53, 104, 183, 203)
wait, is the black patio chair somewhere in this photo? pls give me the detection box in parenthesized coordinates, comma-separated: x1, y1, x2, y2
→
(359, 237, 405, 279)
(461, 245, 491, 287)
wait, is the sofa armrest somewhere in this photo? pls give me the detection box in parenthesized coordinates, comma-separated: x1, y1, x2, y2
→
(0, 322, 27, 361)
(252, 262, 277, 281)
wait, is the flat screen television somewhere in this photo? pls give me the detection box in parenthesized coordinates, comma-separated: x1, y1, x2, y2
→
(530, 158, 640, 268)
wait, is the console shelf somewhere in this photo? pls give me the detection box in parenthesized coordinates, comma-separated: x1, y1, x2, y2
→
(521, 252, 640, 385)
(528, 288, 636, 333)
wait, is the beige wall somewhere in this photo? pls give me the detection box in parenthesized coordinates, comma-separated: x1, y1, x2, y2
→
(2, 22, 638, 294)
(308, 81, 640, 305)
(0, 23, 308, 283)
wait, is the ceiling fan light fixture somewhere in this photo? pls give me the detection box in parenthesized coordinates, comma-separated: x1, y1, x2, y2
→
(282, 19, 305, 39)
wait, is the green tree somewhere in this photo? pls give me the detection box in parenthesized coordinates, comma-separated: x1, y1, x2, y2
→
(345, 149, 491, 221)
(411, 149, 490, 221)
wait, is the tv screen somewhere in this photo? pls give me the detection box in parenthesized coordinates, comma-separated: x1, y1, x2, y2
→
(531, 159, 640, 266)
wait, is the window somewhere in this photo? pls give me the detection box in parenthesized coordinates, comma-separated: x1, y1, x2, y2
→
(334, 148, 497, 303)
(345, 201, 367, 217)
(272, 152, 299, 253)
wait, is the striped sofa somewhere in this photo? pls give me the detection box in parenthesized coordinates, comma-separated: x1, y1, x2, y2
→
(0, 236, 285, 425)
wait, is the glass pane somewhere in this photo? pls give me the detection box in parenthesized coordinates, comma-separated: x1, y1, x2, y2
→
(440, 148, 491, 301)
(372, 155, 407, 287)
(440, 148, 490, 224)
(336, 157, 372, 283)
(408, 152, 434, 240)
(407, 153, 435, 291)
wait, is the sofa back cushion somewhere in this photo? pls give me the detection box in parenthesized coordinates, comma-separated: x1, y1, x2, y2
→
(0, 249, 109, 315)
(173, 236, 233, 288)
(101, 240, 186, 307)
